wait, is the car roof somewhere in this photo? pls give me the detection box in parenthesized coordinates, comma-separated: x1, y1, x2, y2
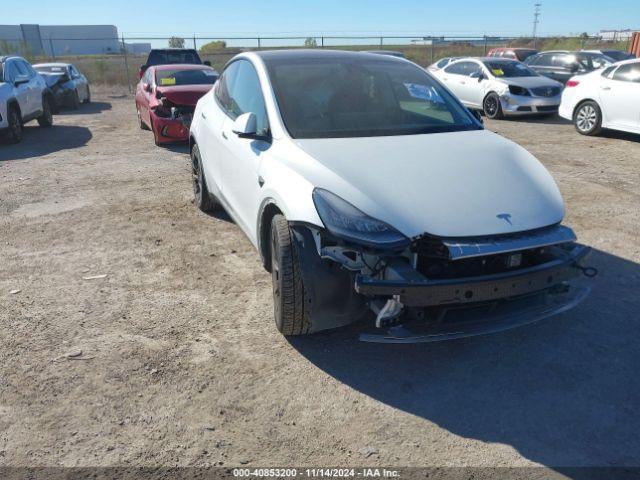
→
(151, 63, 216, 71)
(252, 49, 407, 64)
(33, 62, 71, 68)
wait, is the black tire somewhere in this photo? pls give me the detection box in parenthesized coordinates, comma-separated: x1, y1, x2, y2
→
(37, 96, 53, 127)
(83, 86, 91, 104)
(270, 214, 311, 336)
(574, 100, 602, 136)
(191, 144, 219, 212)
(137, 108, 149, 130)
(71, 90, 80, 110)
(483, 92, 504, 120)
(5, 105, 23, 144)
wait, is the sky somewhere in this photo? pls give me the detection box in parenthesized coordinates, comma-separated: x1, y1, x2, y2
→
(3, 0, 639, 39)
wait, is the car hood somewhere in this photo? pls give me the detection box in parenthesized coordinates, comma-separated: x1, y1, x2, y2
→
(496, 76, 563, 89)
(293, 130, 564, 238)
(156, 84, 213, 106)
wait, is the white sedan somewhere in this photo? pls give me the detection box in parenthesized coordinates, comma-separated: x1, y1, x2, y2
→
(432, 57, 563, 118)
(559, 59, 640, 136)
(189, 50, 593, 342)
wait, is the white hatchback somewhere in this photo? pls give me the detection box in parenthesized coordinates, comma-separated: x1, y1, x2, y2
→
(189, 50, 593, 342)
(559, 59, 640, 136)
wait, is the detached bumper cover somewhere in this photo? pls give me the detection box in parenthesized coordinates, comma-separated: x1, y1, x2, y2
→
(355, 244, 590, 307)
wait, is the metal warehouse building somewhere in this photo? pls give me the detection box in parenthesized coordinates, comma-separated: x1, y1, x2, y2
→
(0, 24, 122, 55)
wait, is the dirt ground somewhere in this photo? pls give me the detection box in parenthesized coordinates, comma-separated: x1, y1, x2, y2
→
(1, 89, 639, 472)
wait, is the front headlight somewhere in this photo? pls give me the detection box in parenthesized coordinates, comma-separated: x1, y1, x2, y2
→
(312, 188, 409, 249)
(508, 85, 530, 96)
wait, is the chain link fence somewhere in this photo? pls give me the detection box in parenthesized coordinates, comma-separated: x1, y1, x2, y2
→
(0, 34, 633, 93)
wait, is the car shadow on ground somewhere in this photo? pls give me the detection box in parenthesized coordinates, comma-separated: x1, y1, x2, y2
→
(288, 248, 640, 473)
(159, 143, 189, 154)
(0, 125, 92, 161)
(56, 101, 112, 116)
(497, 114, 571, 126)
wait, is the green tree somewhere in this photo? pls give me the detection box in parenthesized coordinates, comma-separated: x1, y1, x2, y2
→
(169, 36, 186, 48)
(199, 40, 227, 54)
(304, 37, 318, 48)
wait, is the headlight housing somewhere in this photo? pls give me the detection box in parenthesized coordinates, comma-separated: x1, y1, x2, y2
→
(312, 188, 409, 249)
(508, 85, 530, 96)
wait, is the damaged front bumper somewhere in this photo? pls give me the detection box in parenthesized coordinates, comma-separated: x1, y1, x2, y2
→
(293, 222, 594, 341)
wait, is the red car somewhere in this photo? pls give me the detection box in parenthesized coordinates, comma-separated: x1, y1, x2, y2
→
(135, 64, 218, 145)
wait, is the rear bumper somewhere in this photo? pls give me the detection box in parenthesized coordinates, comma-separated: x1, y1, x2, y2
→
(355, 244, 590, 307)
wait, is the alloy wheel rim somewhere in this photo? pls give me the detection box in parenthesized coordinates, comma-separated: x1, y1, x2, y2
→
(577, 105, 597, 132)
(485, 97, 497, 116)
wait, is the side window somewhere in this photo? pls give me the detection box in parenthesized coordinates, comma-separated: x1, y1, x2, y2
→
(601, 65, 616, 78)
(144, 69, 153, 85)
(13, 60, 30, 77)
(536, 54, 554, 67)
(70, 65, 79, 78)
(20, 61, 36, 78)
(4, 61, 16, 82)
(215, 61, 240, 113)
(526, 55, 541, 66)
(436, 58, 449, 68)
(227, 60, 269, 135)
(612, 63, 640, 83)
(444, 62, 465, 75)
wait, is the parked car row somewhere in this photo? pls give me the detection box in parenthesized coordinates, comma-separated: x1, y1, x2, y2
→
(1, 55, 91, 144)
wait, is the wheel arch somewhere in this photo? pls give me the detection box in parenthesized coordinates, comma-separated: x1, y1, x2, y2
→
(257, 199, 284, 272)
(6, 97, 21, 117)
(572, 98, 601, 120)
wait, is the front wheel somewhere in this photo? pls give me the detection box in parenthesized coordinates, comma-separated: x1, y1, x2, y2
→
(270, 214, 311, 336)
(5, 106, 23, 143)
(574, 101, 602, 136)
(84, 86, 91, 104)
(483, 92, 504, 120)
(37, 97, 53, 127)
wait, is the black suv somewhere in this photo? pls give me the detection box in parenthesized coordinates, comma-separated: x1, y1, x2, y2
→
(524, 51, 613, 84)
(139, 49, 210, 78)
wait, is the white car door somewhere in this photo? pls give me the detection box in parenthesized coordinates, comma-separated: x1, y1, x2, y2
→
(599, 62, 640, 132)
(6, 60, 31, 117)
(438, 62, 469, 104)
(218, 59, 270, 242)
(198, 65, 238, 200)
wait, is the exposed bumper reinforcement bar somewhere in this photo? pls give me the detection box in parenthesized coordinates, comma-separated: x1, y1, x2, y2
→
(355, 244, 591, 307)
(359, 286, 591, 343)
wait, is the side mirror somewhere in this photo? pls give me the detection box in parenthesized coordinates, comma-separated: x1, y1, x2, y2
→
(14, 75, 30, 86)
(143, 83, 152, 93)
(470, 71, 484, 82)
(203, 60, 212, 66)
(232, 112, 257, 136)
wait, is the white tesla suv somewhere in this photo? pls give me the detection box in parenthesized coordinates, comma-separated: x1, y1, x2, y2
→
(433, 57, 563, 119)
(189, 50, 594, 343)
(559, 59, 640, 136)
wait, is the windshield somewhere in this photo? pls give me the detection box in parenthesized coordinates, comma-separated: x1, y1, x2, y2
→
(34, 65, 67, 73)
(483, 61, 538, 77)
(147, 50, 201, 67)
(265, 57, 481, 139)
(155, 68, 217, 86)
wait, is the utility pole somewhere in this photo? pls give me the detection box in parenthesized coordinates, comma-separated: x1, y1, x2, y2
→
(532, 3, 541, 49)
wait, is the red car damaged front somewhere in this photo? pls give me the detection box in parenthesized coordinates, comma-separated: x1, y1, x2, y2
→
(135, 65, 218, 145)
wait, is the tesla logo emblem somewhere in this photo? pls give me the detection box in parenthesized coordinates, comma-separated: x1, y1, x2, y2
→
(497, 213, 513, 225)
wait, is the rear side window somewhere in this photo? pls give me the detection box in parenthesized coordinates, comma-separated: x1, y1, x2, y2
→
(601, 65, 616, 78)
(612, 63, 640, 83)
(444, 62, 466, 75)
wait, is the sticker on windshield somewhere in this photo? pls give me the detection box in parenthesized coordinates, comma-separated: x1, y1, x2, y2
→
(491, 69, 504, 77)
(159, 77, 176, 86)
(403, 83, 445, 104)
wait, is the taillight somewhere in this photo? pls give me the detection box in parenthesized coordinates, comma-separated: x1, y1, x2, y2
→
(566, 80, 580, 87)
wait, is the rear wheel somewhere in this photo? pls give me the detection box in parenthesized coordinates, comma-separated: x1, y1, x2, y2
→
(574, 101, 602, 136)
(37, 96, 53, 127)
(137, 108, 149, 130)
(270, 214, 311, 336)
(483, 92, 504, 120)
(71, 90, 80, 110)
(5, 106, 23, 144)
(191, 144, 219, 212)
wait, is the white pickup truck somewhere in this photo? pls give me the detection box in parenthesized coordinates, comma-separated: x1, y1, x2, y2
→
(0, 55, 54, 144)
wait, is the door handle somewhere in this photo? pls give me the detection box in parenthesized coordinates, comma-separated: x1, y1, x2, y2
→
(201, 112, 207, 119)
(221, 131, 228, 139)
(460, 81, 466, 85)
(601, 86, 611, 91)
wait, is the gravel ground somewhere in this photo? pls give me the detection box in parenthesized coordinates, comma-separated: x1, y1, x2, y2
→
(1, 90, 639, 472)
